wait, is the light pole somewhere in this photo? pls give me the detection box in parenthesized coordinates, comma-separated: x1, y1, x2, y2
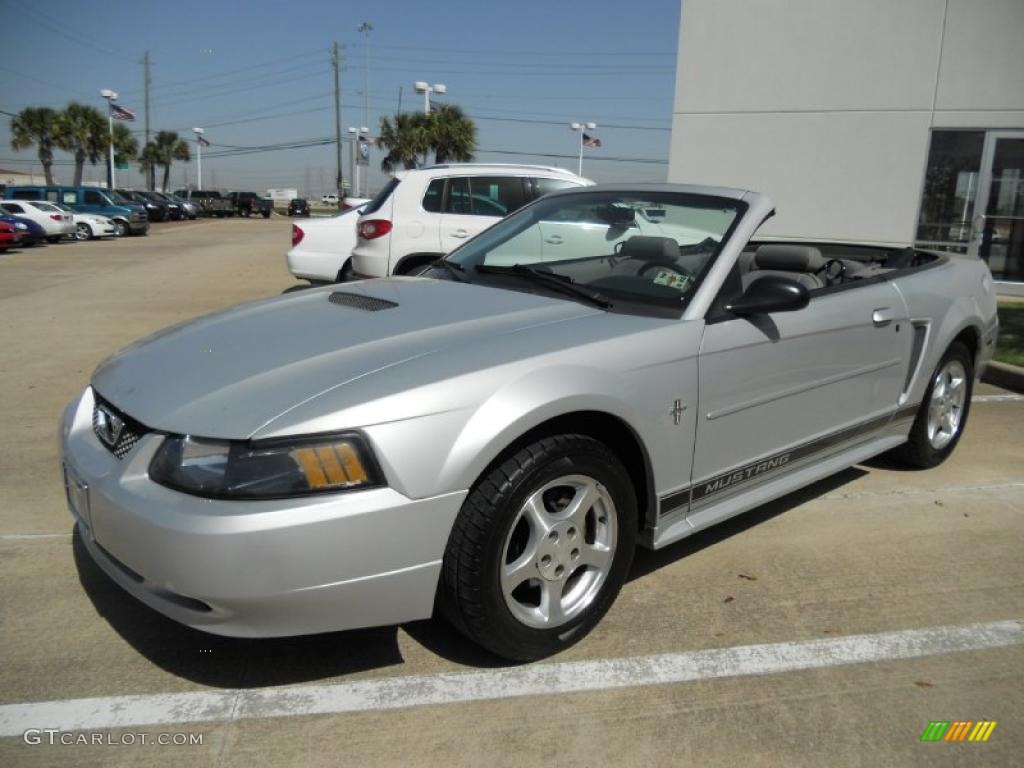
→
(348, 126, 368, 198)
(570, 122, 596, 177)
(193, 127, 204, 189)
(100, 89, 118, 189)
(357, 21, 373, 131)
(414, 81, 447, 115)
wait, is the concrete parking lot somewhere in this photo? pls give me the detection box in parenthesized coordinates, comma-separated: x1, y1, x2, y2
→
(1, 220, 1021, 766)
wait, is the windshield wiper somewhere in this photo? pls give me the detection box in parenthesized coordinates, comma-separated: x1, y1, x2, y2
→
(474, 264, 612, 309)
(428, 259, 470, 282)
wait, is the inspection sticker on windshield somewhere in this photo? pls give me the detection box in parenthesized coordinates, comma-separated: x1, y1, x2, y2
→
(651, 270, 689, 290)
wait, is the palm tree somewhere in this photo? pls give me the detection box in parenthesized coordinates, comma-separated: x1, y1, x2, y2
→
(429, 105, 476, 164)
(55, 102, 107, 186)
(140, 131, 191, 191)
(378, 112, 431, 172)
(111, 123, 138, 169)
(9, 107, 61, 184)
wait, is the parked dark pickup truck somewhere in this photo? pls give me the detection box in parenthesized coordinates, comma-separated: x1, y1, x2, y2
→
(173, 190, 234, 218)
(227, 192, 273, 219)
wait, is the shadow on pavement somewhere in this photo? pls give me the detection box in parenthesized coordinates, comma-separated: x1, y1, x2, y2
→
(629, 466, 867, 582)
(74, 465, 874, 680)
(73, 530, 405, 688)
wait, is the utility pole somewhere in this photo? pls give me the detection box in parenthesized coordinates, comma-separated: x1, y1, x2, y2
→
(143, 50, 152, 190)
(332, 42, 345, 198)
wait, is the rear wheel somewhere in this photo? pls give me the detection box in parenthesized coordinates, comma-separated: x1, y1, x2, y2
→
(440, 434, 636, 661)
(336, 259, 354, 283)
(895, 342, 973, 468)
(75, 223, 91, 241)
(46, 236, 61, 243)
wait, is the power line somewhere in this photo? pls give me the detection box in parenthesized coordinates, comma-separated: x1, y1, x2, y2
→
(349, 42, 675, 57)
(19, 6, 136, 63)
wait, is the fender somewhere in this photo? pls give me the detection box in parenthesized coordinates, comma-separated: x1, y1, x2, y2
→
(437, 364, 645, 494)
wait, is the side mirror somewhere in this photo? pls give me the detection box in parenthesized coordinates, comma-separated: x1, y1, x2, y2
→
(725, 275, 810, 316)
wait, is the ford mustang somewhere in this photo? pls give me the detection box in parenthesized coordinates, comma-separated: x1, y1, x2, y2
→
(60, 183, 999, 660)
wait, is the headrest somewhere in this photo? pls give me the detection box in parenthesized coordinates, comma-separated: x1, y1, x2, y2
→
(754, 244, 825, 272)
(619, 236, 681, 261)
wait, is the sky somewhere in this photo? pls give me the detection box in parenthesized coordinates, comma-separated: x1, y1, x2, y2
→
(0, 0, 680, 197)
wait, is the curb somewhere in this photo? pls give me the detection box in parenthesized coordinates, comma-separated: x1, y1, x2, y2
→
(982, 360, 1024, 393)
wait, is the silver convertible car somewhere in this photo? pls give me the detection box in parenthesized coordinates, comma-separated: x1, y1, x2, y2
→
(61, 184, 999, 660)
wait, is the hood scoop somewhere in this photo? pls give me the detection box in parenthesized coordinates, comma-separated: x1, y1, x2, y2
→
(328, 292, 398, 312)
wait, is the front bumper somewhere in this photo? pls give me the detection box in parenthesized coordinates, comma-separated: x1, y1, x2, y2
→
(128, 219, 149, 235)
(60, 388, 466, 637)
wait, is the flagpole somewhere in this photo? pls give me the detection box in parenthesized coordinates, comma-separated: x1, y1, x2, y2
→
(578, 130, 583, 177)
(101, 89, 118, 189)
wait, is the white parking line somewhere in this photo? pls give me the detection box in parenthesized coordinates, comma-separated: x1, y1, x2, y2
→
(0, 619, 1020, 737)
(973, 393, 1024, 402)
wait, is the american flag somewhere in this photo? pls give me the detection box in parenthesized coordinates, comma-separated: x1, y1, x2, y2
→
(582, 133, 602, 148)
(197, 135, 211, 147)
(110, 104, 136, 121)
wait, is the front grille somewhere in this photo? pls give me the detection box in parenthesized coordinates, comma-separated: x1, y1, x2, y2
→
(328, 292, 398, 312)
(92, 395, 149, 459)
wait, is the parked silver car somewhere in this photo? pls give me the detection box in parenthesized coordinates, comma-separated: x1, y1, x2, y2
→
(60, 184, 998, 660)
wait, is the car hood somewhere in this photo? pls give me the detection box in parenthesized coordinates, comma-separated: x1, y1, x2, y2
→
(92, 278, 599, 438)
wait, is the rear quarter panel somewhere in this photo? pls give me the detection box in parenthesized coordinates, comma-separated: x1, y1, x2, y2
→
(888, 254, 998, 406)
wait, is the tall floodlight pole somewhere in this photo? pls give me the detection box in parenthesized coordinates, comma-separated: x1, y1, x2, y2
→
(570, 121, 597, 177)
(193, 127, 204, 189)
(332, 42, 345, 199)
(100, 89, 118, 189)
(414, 81, 447, 115)
(357, 22, 373, 130)
(143, 50, 152, 190)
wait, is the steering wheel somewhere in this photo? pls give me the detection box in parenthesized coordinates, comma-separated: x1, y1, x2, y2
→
(816, 258, 846, 285)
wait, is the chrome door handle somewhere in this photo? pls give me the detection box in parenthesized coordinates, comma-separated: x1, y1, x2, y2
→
(450, 229, 469, 239)
(544, 235, 563, 245)
(872, 308, 895, 327)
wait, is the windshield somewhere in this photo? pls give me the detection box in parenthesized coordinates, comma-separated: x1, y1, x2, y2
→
(108, 191, 130, 203)
(442, 190, 745, 314)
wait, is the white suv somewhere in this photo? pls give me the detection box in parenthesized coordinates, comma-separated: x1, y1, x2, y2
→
(350, 164, 592, 278)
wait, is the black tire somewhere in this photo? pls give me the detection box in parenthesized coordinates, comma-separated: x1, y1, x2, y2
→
(261, 210, 270, 219)
(894, 341, 973, 468)
(440, 434, 637, 661)
(112, 220, 127, 237)
(241, 209, 251, 218)
(46, 236, 61, 243)
(336, 259, 354, 283)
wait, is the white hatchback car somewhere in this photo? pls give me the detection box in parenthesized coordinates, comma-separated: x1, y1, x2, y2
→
(350, 164, 592, 278)
(286, 203, 368, 283)
(0, 200, 75, 242)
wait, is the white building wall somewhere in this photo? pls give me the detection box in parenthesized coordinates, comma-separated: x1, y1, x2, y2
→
(668, 0, 1024, 244)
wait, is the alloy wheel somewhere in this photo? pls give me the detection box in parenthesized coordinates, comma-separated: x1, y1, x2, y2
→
(500, 474, 617, 629)
(927, 359, 967, 450)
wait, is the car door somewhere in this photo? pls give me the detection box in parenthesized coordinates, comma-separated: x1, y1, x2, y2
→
(688, 278, 909, 528)
(437, 176, 527, 253)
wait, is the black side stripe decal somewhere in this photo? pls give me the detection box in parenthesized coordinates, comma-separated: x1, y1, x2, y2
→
(658, 403, 918, 517)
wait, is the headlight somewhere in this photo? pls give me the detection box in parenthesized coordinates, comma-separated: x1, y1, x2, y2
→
(149, 433, 383, 499)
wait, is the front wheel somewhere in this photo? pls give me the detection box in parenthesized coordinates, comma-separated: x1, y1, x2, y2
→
(75, 223, 91, 241)
(440, 434, 637, 661)
(112, 220, 127, 237)
(895, 341, 973, 468)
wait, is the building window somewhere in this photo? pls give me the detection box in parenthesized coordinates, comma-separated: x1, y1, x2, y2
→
(915, 130, 985, 253)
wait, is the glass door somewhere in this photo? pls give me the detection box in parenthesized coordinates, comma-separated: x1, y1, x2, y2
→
(970, 131, 1024, 284)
